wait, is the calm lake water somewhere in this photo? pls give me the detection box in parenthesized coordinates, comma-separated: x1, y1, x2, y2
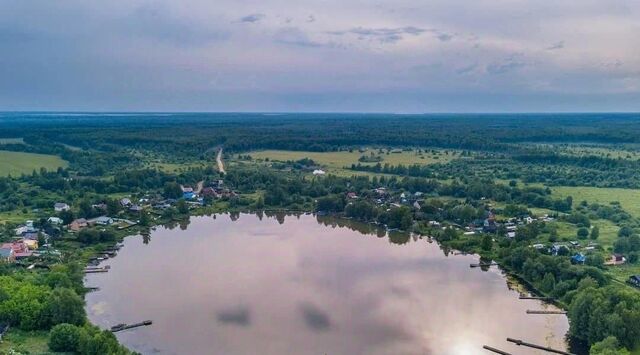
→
(85, 213, 570, 355)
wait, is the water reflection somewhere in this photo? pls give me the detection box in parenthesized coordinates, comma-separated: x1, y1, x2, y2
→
(86, 214, 570, 355)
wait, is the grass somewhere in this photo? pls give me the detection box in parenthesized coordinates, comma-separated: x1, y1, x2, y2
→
(551, 186, 640, 219)
(0, 150, 68, 177)
(0, 329, 58, 354)
(0, 138, 25, 145)
(247, 148, 459, 176)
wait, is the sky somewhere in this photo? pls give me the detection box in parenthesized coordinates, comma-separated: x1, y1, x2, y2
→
(1, 0, 639, 112)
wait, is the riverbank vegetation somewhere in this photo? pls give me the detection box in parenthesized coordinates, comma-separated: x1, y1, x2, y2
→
(2, 113, 640, 354)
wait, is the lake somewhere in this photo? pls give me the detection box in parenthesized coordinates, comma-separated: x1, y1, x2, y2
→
(85, 213, 570, 355)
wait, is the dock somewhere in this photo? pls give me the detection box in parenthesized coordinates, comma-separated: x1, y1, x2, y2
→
(470, 262, 499, 268)
(526, 310, 567, 315)
(507, 338, 574, 355)
(519, 295, 554, 300)
(84, 266, 110, 273)
(483, 345, 512, 355)
(110, 320, 153, 333)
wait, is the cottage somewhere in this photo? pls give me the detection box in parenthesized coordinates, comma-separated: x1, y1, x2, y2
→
(0, 248, 15, 263)
(413, 201, 421, 210)
(628, 275, 640, 288)
(120, 198, 132, 207)
(1, 242, 32, 259)
(129, 205, 143, 212)
(95, 216, 114, 225)
(571, 253, 586, 264)
(507, 231, 516, 239)
(22, 239, 38, 250)
(605, 254, 626, 266)
(69, 218, 88, 232)
(54, 202, 70, 212)
(312, 169, 326, 176)
(48, 217, 63, 225)
(346, 192, 358, 199)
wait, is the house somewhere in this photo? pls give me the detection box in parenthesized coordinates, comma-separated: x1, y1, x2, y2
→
(628, 275, 640, 288)
(201, 187, 219, 199)
(532, 243, 545, 250)
(413, 201, 421, 210)
(312, 169, 326, 176)
(524, 216, 534, 224)
(1, 242, 32, 259)
(551, 244, 569, 255)
(48, 217, 63, 225)
(92, 216, 114, 225)
(571, 253, 586, 264)
(69, 218, 88, 232)
(347, 192, 358, 199)
(605, 254, 626, 266)
(120, 198, 132, 207)
(54, 203, 70, 212)
(22, 239, 38, 250)
(374, 187, 387, 195)
(507, 231, 516, 239)
(0, 248, 15, 263)
(129, 205, 143, 212)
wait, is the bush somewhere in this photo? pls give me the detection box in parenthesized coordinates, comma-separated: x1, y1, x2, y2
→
(49, 323, 81, 352)
(577, 227, 589, 239)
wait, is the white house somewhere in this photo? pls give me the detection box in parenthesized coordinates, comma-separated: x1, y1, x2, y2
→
(54, 203, 70, 212)
(48, 217, 63, 225)
(312, 169, 326, 176)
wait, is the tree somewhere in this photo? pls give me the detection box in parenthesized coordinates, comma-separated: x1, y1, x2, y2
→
(45, 288, 86, 326)
(139, 211, 151, 227)
(618, 226, 634, 238)
(176, 200, 189, 214)
(163, 182, 183, 199)
(481, 234, 492, 251)
(590, 336, 630, 355)
(590, 226, 600, 240)
(577, 227, 589, 239)
(49, 323, 81, 352)
(540, 272, 556, 293)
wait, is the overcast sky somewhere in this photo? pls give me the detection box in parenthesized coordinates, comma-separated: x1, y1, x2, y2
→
(1, 0, 639, 112)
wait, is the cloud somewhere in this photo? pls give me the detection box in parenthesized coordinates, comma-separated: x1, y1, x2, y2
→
(239, 13, 265, 23)
(216, 307, 251, 326)
(299, 303, 332, 331)
(274, 27, 325, 48)
(456, 63, 478, 75)
(487, 54, 527, 74)
(328, 26, 426, 44)
(546, 41, 565, 50)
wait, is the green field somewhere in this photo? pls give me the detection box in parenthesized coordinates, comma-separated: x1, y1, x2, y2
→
(247, 148, 458, 176)
(551, 186, 640, 219)
(0, 150, 68, 176)
(0, 137, 25, 144)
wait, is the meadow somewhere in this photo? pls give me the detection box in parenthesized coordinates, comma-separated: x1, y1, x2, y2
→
(0, 150, 68, 176)
(551, 186, 640, 219)
(247, 148, 458, 175)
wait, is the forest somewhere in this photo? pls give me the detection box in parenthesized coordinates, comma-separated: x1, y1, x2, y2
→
(1, 113, 640, 354)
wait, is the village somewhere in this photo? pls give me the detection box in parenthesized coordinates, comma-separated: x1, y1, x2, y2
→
(341, 185, 640, 288)
(0, 179, 234, 266)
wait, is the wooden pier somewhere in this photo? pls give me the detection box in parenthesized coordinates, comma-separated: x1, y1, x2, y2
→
(526, 309, 567, 315)
(483, 345, 512, 355)
(507, 338, 574, 355)
(519, 295, 554, 300)
(470, 262, 499, 268)
(84, 266, 110, 273)
(110, 320, 153, 333)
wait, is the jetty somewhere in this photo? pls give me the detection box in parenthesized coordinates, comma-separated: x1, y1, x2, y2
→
(526, 310, 567, 315)
(84, 265, 110, 273)
(507, 338, 574, 355)
(470, 262, 499, 268)
(483, 345, 512, 354)
(110, 320, 153, 333)
(519, 295, 554, 300)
